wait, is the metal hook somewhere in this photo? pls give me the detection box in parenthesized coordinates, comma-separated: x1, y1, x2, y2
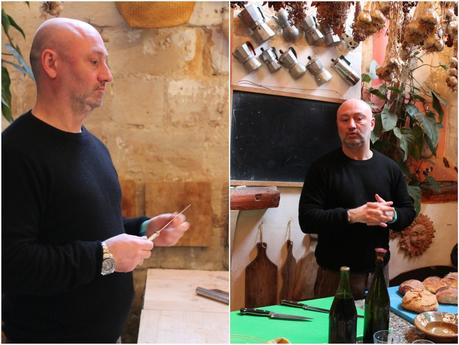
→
(258, 222, 264, 243)
(287, 219, 292, 241)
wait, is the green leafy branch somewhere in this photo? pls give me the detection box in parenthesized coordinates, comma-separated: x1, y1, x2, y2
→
(2, 6, 34, 123)
(362, 62, 448, 214)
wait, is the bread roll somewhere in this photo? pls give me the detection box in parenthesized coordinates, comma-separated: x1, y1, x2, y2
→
(423, 276, 448, 293)
(401, 289, 438, 313)
(436, 286, 458, 305)
(399, 279, 425, 295)
(441, 272, 458, 288)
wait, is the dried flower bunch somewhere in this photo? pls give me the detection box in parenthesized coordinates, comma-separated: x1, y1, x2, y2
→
(266, 2, 308, 28)
(312, 1, 352, 37)
(40, 1, 64, 18)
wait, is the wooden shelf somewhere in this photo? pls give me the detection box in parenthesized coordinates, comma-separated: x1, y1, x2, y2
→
(230, 186, 280, 210)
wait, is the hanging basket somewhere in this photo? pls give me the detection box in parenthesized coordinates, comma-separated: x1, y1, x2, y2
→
(116, 2, 195, 29)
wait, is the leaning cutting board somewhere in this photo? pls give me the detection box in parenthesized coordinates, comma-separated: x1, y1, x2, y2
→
(388, 286, 458, 324)
(280, 240, 297, 301)
(245, 242, 278, 308)
(145, 181, 212, 247)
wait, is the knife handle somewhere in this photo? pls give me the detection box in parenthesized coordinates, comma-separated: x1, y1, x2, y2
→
(240, 308, 270, 316)
(280, 299, 303, 308)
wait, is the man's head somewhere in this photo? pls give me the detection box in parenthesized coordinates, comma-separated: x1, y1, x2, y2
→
(30, 18, 112, 114)
(336, 99, 375, 150)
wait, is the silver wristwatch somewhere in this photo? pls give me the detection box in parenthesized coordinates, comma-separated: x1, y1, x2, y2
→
(101, 241, 115, 276)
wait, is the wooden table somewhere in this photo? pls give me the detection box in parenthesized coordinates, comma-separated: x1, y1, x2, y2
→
(138, 269, 229, 343)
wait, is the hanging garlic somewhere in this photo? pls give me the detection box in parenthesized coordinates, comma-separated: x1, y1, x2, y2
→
(447, 20, 458, 35)
(357, 11, 372, 24)
(420, 8, 439, 25)
(445, 8, 456, 21)
(434, 39, 445, 51)
(450, 57, 458, 69)
(446, 76, 457, 88)
(371, 9, 386, 25)
(449, 68, 458, 77)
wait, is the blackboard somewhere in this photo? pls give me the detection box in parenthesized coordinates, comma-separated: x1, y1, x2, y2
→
(231, 90, 342, 183)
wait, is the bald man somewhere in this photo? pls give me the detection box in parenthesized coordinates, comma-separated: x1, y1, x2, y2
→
(2, 18, 189, 342)
(298, 99, 415, 299)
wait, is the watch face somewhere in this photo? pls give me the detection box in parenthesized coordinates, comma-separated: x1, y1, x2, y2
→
(102, 258, 115, 275)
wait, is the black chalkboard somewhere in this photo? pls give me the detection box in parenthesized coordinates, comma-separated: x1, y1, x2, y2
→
(231, 90, 341, 183)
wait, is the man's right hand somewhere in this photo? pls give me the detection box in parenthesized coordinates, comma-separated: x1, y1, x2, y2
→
(104, 233, 154, 272)
(347, 199, 394, 227)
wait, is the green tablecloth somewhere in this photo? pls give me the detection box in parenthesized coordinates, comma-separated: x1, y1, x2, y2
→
(231, 297, 365, 343)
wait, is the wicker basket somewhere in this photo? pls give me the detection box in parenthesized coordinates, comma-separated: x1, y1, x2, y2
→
(116, 2, 195, 29)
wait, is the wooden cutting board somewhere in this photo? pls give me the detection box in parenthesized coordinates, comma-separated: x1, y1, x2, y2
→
(245, 242, 278, 308)
(280, 240, 297, 301)
(120, 179, 139, 217)
(145, 181, 212, 247)
(292, 250, 317, 301)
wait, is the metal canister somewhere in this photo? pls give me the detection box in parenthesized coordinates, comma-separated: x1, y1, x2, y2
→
(302, 15, 324, 45)
(238, 3, 264, 29)
(306, 56, 333, 85)
(233, 42, 262, 73)
(331, 55, 360, 85)
(252, 22, 275, 44)
(238, 4, 275, 44)
(276, 8, 300, 42)
(260, 47, 282, 73)
(279, 48, 306, 79)
(322, 26, 341, 46)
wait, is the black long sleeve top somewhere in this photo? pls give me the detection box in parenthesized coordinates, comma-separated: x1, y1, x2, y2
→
(2, 111, 147, 342)
(298, 148, 416, 273)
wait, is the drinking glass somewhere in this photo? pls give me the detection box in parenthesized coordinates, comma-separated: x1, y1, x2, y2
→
(373, 330, 399, 344)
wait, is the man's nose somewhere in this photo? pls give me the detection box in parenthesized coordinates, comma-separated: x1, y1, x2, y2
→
(99, 63, 113, 83)
(348, 118, 356, 128)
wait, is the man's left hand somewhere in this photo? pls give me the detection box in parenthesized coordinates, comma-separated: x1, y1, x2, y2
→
(146, 213, 190, 246)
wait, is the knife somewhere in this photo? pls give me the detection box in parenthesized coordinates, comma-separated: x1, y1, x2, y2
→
(240, 308, 312, 321)
(280, 299, 364, 318)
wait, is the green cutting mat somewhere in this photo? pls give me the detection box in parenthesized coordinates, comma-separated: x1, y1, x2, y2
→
(231, 297, 364, 344)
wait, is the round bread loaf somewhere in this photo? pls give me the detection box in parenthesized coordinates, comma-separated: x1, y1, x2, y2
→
(399, 279, 425, 295)
(441, 272, 458, 288)
(423, 276, 448, 293)
(401, 289, 438, 313)
(436, 286, 458, 304)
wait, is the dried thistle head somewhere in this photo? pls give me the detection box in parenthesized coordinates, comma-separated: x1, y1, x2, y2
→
(40, 2, 64, 18)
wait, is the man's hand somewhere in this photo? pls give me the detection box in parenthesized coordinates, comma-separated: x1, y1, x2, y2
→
(347, 194, 395, 227)
(104, 233, 153, 272)
(145, 213, 190, 246)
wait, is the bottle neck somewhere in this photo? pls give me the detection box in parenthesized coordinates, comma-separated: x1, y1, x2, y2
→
(337, 269, 353, 299)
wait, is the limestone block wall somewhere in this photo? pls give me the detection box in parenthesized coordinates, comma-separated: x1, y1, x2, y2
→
(2, 1, 229, 271)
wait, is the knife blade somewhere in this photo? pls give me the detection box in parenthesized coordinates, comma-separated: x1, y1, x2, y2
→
(280, 299, 364, 318)
(240, 308, 312, 321)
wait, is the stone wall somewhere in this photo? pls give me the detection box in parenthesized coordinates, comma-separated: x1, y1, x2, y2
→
(2, 2, 229, 341)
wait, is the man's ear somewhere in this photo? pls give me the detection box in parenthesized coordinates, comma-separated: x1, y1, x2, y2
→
(41, 48, 58, 79)
(370, 116, 375, 130)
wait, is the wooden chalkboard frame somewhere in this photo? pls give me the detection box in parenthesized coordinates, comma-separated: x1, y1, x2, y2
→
(231, 86, 343, 187)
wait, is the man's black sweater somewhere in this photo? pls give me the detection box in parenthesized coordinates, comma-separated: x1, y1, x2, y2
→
(299, 148, 416, 273)
(2, 112, 147, 342)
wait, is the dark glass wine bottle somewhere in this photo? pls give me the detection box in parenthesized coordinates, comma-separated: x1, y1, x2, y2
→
(363, 248, 390, 343)
(329, 266, 357, 343)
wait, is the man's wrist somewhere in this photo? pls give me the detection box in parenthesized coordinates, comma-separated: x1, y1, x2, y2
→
(387, 209, 398, 224)
(347, 209, 353, 223)
(140, 219, 150, 236)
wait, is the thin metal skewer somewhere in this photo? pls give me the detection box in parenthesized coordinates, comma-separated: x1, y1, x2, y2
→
(148, 204, 191, 241)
